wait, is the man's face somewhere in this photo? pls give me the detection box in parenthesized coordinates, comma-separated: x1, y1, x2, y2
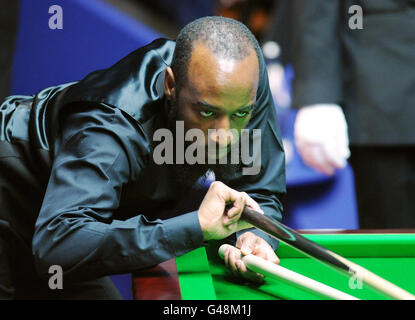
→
(166, 42, 260, 161)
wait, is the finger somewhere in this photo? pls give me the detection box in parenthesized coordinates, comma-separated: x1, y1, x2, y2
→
(311, 146, 336, 175)
(223, 247, 230, 268)
(324, 139, 347, 169)
(260, 246, 280, 265)
(228, 248, 239, 275)
(206, 182, 242, 219)
(235, 232, 251, 248)
(238, 234, 257, 256)
(252, 243, 269, 260)
(226, 200, 243, 219)
(218, 182, 244, 207)
(270, 253, 280, 265)
(236, 260, 264, 284)
(250, 240, 280, 264)
(224, 194, 245, 226)
(241, 192, 263, 214)
(304, 144, 336, 175)
(336, 120, 351, 160)
(335, 130, 350, 163)
(302, 144, 329, 173)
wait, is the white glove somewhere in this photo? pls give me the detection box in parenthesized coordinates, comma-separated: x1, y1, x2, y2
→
(294, 104, 350, 175)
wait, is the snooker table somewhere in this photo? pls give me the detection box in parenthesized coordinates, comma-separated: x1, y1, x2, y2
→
(132, 231, 415, 300)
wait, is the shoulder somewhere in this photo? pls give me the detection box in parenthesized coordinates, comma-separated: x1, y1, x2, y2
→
(57, 38, 176, 123)
(56, 102, 151, 168)
(251, 48, 273, 120)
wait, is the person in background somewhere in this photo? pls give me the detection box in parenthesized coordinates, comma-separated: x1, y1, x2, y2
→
(278, 0, 415, 228)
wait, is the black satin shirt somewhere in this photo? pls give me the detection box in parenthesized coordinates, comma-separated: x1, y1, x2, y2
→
(0, 38, 286, 281)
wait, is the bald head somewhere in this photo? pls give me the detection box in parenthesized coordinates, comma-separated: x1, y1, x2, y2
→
(170, 16, 261, 90)
(186, 42, 259, 108)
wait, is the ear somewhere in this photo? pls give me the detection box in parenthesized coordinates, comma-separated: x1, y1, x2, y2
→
(164, 67, 176, 101)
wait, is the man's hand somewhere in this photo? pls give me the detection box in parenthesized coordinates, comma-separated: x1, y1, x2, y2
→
(294, 104, 350, 175)
(222, 231, 280, 283)
(198, 181, 258, 241)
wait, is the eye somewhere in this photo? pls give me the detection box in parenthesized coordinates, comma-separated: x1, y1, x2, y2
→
(233, 111, 249, 118)
(200, 110, 215, 118)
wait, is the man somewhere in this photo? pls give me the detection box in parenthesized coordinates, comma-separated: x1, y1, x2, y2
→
(283, 0, 415, 228)
(0, 16, 285, 299)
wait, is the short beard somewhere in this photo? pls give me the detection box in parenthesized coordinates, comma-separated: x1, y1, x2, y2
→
(165, 98, 242, 192)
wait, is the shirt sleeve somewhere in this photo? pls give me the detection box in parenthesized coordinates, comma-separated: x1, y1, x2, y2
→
(32, 103, 204, 281)
(223, 56, 287, 250)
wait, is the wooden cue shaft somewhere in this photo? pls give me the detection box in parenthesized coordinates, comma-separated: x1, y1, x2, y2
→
(218, 244, 359, 300)
(241, 206, 415, 300)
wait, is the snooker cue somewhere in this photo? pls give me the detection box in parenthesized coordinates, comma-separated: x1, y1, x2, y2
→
(240, 206, 415, 300)
(218, 244, 359, 300)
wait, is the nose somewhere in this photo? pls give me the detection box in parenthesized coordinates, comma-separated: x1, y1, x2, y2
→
(209, 117, 235, 147)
